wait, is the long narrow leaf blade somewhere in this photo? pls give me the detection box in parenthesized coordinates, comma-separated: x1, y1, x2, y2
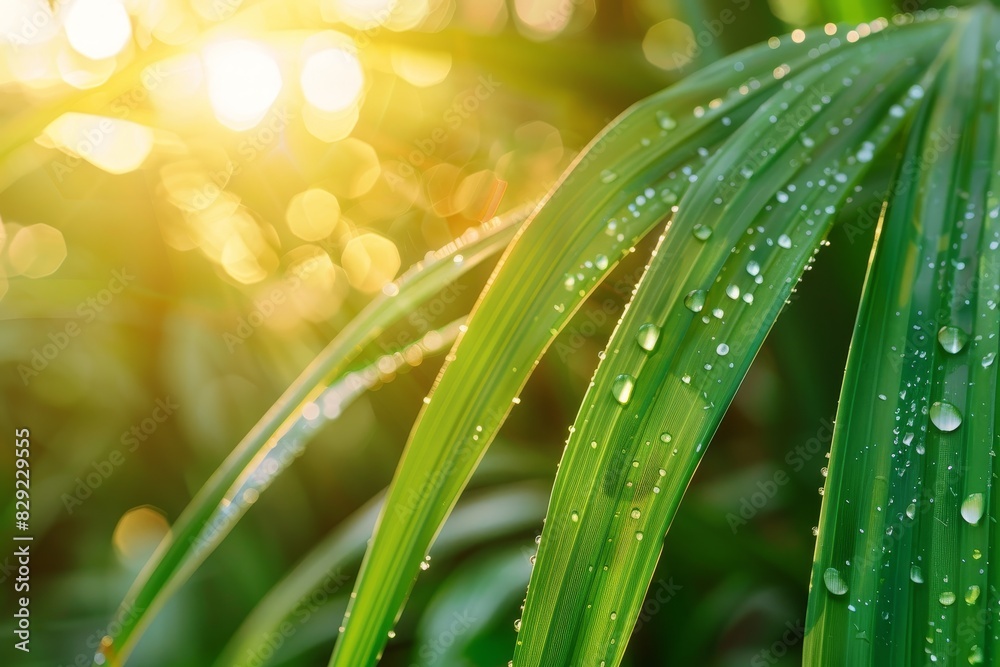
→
(514, 16, 957, 667)
(805, 7, 1000, 664)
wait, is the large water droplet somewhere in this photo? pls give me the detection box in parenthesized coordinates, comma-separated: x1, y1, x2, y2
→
(969, 645, 984, 664)
(966, 584, 981, 605)
(823, 567, 848, 595)
(961, 493, 984, 525)
(746, 260, 760, 276)
(777, 234, 792, 249)
(938, 326, 968, 354)
(612, 374, 635, 405)
(939, 591, 956, 606)
(595, 254, 610, 271)
(983, 352, 996, 368)
(514, 618, 522, 632)
(636, 323, 660, 352)
(910, 564, 923, 583)
(630, 508, 641, 519)
(692, 224, 712, 241)
(929, 401, 962, 432)
(659, 432, 672, 443)
(716, 343, 730, 356)
(570, 510, 579, 522)
(684, 290, 706, 312)
(726, 284, 740, 299)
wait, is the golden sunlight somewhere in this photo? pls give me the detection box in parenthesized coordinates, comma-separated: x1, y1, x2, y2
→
(64, 0, 133, 60)
(204, 39, 283, 131)
(301, 47, 365, 112)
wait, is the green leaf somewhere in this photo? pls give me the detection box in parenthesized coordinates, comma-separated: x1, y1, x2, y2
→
(805, 7, 1000, 664)
(96, 209, 525, 666)
(514, 16, 958, 667)
(328, 20, 953, 667)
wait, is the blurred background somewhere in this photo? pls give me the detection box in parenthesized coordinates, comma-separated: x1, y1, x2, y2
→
(0, 0, 958, 665)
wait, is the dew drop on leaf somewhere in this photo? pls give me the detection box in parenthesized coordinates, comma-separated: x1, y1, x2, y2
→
(746, 260, 761, 276)
(937, 325, 968, 354)
(966, 585, 981, 605)
(929, 401, 962, 432)
(684, 290, 706, 312)
(659, 432, 672, 443)
(939, 591, 956, 606)
(611, 374, 635, 405)
(910, 564, 923, 583)
(636, 323, 660, 352)
(823, 567, 848, 595)
(692, 224, 712, 241)
(961, 493, 984, 525)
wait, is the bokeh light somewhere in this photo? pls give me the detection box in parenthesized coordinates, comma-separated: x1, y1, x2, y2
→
(112, 506, 171, 565)
(341, 232, 400, 292)
(301, 47, 365, 112)
(43, 112, 155, 174)
(642, 19, 696, 70)
(204, 39, 283, 131)
(64, 0, 133, 60)
(286, 188, 344, 242)
(6, 223, 67, 278)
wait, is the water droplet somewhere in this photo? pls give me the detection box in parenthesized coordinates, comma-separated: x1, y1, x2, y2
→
(514, 619, 522, 632)
(823, 567, 848, 595)
(906, 503, 916, 519)
(938, 326, 968, 354)
(612, 374, 635, 405)
(778, 234, 792, 248)
(610, 611, 618, 620)
(966, 585, 981, 605)
(630, 508, 641, 519)
(746, 260, 761, 276)
(692, 224, 712, 241)
(983, 352, 995, 368)
(600, 169, 618, 184)
(684, 290, 706, 312)
(725, 284, 740, 299)
(910, 564, 923, 583)
(635, 531, 644, 541)
(636, 323, 661, 352)
(659, 432, 672, 443)
(571, 510, 580, 522)
(973, 548, 982, 560)
(969, 645, 984, 664)
(656, 110, 677, 131)
(939, 591, 956, 606)
(563, 274, 576, 290)
(962, 493, 984, 525)
(595, 254, 610, 271)
(929, 401, 962, 432)
(388, 630, 396, 638)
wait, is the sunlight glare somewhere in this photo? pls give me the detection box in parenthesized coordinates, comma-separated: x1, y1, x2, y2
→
(204, 40, 283, 131)
(64, 0, 133, 60)
(301, 47, 364, 112)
